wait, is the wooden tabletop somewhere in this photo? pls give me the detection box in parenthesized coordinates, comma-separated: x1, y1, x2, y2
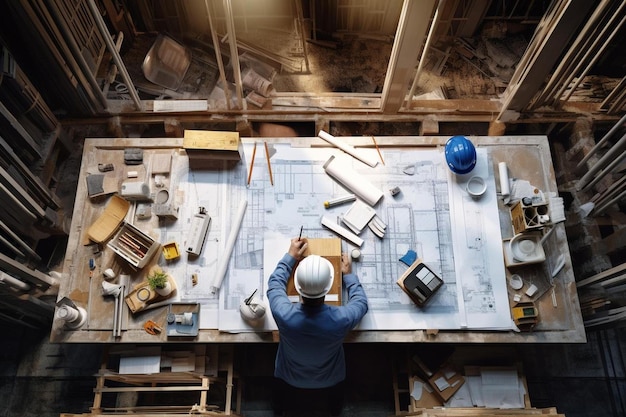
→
(50, 136, 585, 344)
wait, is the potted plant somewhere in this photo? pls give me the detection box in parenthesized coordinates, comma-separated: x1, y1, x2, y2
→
(147, 267, 172, 296)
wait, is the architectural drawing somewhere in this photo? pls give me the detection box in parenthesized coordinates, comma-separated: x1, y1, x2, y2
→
(160, 142, 511, 331)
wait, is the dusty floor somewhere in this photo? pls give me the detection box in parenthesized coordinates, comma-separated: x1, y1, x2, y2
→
(114, 26, 524, 103)
(1, 323, 625, 417)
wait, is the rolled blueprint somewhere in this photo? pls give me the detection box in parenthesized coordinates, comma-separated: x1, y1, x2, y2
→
(323, 155, 383, 206)
(318, 130, 379, 168)
(211, 199, 248, 294)
(498, 162, 510, 197)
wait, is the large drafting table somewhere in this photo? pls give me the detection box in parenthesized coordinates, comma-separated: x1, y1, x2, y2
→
(51, 136, 585, 343)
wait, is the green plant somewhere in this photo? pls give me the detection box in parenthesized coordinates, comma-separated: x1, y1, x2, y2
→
(147, 269, 168, 290)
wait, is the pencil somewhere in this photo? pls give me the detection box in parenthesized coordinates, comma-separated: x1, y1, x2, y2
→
(264, 141, 274, 186)
(372, 136, 385, 165)
(247, 142, 257, 186)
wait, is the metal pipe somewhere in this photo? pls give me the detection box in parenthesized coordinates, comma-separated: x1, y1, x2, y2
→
(576, 131, 626, 190)
(86, 0, 142, 111)
(595, 187, 626, 216)
(581, 144, 626, 191)
(576, 113, 626, 170)
(0, 271, 30, 291)
(593, 175, 626, 209)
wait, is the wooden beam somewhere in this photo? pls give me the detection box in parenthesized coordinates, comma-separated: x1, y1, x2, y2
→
(0, 137, 62, 209)
(0, 165, 46, 218)
(0, 101, 42, 160)
(577, 263, 626, 288)
(222, 0, 244, 109)
(380, 0, 437, 114)
(498, 0, 596, 116)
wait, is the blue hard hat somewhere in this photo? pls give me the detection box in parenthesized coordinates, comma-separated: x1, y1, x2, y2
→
(444, 136, 476, 174)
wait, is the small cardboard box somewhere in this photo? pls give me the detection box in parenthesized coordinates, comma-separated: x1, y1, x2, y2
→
(510, 200, 550, 235)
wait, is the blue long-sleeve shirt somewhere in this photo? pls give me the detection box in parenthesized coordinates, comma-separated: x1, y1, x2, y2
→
(267, 253, 369, 389)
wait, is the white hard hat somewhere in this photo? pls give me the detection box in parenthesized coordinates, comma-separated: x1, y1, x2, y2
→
(294, 255, 334, 299)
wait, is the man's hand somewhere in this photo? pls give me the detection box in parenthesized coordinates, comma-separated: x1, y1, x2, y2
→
(288, 237, 308, 261)
(341, 253, 352, 274)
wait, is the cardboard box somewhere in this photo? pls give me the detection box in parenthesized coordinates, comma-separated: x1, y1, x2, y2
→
(510, 200, 550, 235)
(428, 367, 465, 402)
(410, 376, 443, 409)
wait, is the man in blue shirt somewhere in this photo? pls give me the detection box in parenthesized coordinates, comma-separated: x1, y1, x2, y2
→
(267, 237, 369, 416)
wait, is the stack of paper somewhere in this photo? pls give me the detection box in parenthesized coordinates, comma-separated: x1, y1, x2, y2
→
(341, 200, 375, 234)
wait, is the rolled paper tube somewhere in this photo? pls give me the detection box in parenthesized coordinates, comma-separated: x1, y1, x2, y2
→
(498, 162, 510, 196)
(318, 130, 379, 168)
(211, 199, 248, 293)
(323, 155, 383, 206)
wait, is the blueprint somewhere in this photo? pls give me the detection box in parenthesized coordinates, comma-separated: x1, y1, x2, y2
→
(159, 142, 512, 332)
(224, 143, 511, 332)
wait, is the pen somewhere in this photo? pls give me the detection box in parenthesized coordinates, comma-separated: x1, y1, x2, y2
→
(324, 194, 356, 209)
(298, 225, 303, 241)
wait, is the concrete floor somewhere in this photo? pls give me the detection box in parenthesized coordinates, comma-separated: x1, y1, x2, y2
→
(0, 323, 624, 417)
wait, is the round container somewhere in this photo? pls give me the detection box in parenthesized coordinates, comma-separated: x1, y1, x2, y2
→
(466, 176, 487, 198)
(509, 274, 524, 290)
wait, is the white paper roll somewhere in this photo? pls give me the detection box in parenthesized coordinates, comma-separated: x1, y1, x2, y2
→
(211, 199, 248, 293)
(318, 130, 378, 167)
(498, 162, 510, 196)
(323, 155, 383, 206)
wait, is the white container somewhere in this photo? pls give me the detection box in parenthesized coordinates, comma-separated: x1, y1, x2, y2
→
(466, 176, 487, 198)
